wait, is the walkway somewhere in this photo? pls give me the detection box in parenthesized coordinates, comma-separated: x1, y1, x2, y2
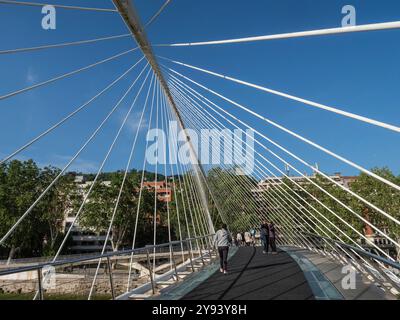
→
(182, 246, 315, 300)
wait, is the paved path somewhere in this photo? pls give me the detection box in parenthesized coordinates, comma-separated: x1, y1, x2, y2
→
(295, 248, 398, 300)
(182, 246, 315, 300)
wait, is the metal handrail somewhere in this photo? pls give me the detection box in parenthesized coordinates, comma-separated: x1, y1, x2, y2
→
(0, 234, 214, 277)
(305, 233, 400, 270)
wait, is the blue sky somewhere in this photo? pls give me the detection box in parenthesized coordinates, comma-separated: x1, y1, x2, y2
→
(0, 0, 400, 178)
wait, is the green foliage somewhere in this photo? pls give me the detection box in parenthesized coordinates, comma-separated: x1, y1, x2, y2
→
(1, 159, 399, 262)
(282, 168, 400, 260)
(350, 168, 400, 259)
(0, 160, 175, 259)
(206, 167, 259, 233)
(76, 170, 178, 250)
(168, 172, 210, 240)
(297, 174, 364, 242)
(350, 168, 400, 234)
(0, 160, 69, 259)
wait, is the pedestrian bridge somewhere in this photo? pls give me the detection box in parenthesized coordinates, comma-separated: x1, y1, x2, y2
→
(178, 247, 397, 300)
(125, 244, 399, 301)
(1, 236, 399, 300)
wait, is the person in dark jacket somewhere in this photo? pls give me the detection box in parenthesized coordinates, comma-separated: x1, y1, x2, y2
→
(268, 222, 277, 254)
(214, 223, 232, 274)
(260, 222, 269, 254)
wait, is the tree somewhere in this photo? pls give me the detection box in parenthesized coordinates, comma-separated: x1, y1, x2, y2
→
(0, 160, 45, 261)
(296, 174, 364, 242)
(38, 166, 77, 256)
(206, 167, 259, 233)
(350, 168, 400, 260)
(78, 172, 170, 251)
(78, 173, 136, 251)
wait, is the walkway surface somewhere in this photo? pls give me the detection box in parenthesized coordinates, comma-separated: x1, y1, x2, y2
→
(182, 246, 315, 300)
(295, 248, 398, 300)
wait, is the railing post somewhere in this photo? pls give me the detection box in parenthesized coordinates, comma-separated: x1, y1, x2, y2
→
(146, 249, 156, 294)
(126, 250, 136, 292)
(198, 238, 206, 266)
(37, 268, 44, 300)
(211, 235, 218, 257)
(170, 243, 179, 281)
(206, 235, 213, 261)
(106, 257, 116, 300)
(187, 240, 195, 272)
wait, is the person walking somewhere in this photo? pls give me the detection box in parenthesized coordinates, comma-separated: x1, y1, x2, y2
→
(250, 228, 256, 246)
(236, 232, 243, 246)
(233, 233, 238, 247)
(244, 231, 252, 246)
(214, 223, 232, 274)
(260, 222, 269, 254)
(268, 221, 277, 254)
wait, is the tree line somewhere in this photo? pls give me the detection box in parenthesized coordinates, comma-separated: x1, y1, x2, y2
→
(0, 159, 207, 261)
(266, 168, 400, 261)
(2, 159, 397, 261)
(205, 166, 400, 261)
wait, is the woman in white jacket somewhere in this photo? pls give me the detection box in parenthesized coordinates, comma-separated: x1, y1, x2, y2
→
(236, 232, 243, 246)
(214, 224, 232, 274)
(244, 231, 252, 246)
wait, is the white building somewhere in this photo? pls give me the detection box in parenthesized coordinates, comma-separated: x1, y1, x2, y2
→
(64, 176, 113, 254)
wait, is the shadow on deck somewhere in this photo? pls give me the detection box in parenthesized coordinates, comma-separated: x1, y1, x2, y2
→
(182, 246, 314, 300)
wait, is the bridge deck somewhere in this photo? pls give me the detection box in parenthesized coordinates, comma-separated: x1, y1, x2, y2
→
(181, 246, 315, 300)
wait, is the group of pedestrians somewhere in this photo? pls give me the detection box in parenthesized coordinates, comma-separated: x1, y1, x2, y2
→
(213, 221, 278, 274)
(235, 231, 251, 246)
(234, 229, 257, 247)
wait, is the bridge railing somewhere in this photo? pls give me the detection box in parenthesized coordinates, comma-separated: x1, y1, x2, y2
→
(280, 233, 400, 294)
(0, 234, 215, 300)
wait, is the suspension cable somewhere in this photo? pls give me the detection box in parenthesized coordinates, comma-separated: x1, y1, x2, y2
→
(0, 47, 139, 101)
(0, 63, 149, 246)
(0, 0, 118, 12)
(171, 86, 387, 266)
(160, 57, 400, 134)
(127, 76, 158, 292)
(144, 0, 171, 29)
(0, 56, 145, 165)
(0, 34, 131, 55)
(168, 75, 399, 259)
(157, 21, 400, 47)
(164, 67, 400, 227)
(88, 71, 153, 300)
(51, 64, 151, 260)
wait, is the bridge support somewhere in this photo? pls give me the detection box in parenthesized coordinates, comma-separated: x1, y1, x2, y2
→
(112, 0, 215, 235)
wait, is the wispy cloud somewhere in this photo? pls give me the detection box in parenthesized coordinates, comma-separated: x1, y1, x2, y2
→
(25, 67, 38, 85)
(127, 112, 149, 133)
(49, 154, 99, 173)
(0, 152, 32, 164)
(117, 110, 149, 135)
(0, 153, 99, 173)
